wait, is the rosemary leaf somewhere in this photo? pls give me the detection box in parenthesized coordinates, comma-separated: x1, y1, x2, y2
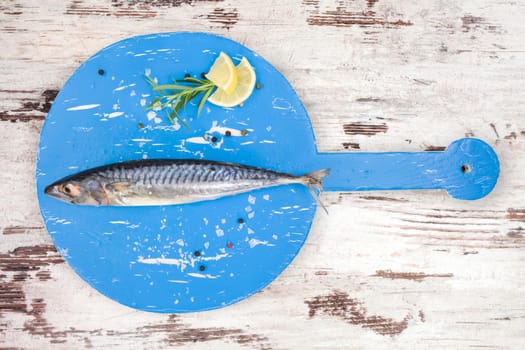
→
(153, 84, 191, 91)
(197, 86, 215, 116)
(145, 97, 162, 110)
(145, 75, 157, 87)
(165, 109, 174, 124)
(175, 77, 205, 84)
(169, 109, 190, 130)
(145, 74, 217, 127)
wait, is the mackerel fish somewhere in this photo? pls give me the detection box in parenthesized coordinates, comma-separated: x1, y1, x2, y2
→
(44, 159, 329, 206)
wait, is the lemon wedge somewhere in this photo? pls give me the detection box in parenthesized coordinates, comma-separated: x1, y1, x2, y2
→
(205, 52, 238, 95)
(208, 57, 256, 108)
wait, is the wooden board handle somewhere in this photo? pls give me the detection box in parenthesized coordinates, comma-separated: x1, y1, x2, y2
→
(312, 138, 499, 200)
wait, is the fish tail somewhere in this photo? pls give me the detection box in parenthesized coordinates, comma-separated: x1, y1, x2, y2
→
(301, 169, 330, 214)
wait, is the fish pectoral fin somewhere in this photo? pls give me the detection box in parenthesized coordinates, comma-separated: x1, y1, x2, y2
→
(105, 182, 131, 192)
(91, 191, 109, 205)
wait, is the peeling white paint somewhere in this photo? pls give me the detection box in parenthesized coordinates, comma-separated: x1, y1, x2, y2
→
(109, 220, 130, 225)
(137, 256, 189, 268)
(72, 126, 93, 132)
(248, 238, 274, 248)
(66, 104, 100, 111)
(185, 136, 208, 144)
(107, 111, 124, 118)
(131, 138, 153, 142)
(272, 97, 295, 112)
(200, 253, 229, 261)
(146, 111, 157, 121)
(46, 216, 72, 225)
(113, 83, 136, 92)
(187, 273, 219, 279)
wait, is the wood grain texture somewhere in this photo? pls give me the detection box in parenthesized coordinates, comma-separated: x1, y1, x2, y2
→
(1, 0, 524, 348)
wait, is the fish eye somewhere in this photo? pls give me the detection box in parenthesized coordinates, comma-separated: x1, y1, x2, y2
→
(63, 184, 72, 194)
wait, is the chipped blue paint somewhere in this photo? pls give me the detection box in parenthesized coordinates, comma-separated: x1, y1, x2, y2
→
(36, 32, 499, 313)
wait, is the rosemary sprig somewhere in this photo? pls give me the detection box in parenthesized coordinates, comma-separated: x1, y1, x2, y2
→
(145, 75, 216, 128)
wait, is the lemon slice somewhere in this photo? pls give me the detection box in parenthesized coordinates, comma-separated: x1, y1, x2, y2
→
(205, 52, 238, 95)
(208, 57, 256, 108)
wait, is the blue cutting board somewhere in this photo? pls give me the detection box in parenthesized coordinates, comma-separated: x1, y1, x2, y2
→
(36, 32, 499, 313)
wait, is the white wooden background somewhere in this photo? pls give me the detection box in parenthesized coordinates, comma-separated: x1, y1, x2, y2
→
(1, 0, 524, 348)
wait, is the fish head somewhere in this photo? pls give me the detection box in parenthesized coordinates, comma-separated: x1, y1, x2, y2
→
(44, 177, 108, 205)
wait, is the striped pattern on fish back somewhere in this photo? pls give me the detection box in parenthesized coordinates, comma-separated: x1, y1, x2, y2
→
(95, 159, 291, 187)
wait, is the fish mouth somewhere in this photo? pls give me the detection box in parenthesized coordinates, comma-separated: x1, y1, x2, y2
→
(44, 184, 54, 195)
(44, 184, 61, 198)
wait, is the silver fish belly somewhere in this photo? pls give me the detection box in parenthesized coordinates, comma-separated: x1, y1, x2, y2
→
(44, 159, 329, 206)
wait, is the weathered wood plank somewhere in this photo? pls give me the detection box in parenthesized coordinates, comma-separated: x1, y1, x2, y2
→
(1, 0, 524, 349)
